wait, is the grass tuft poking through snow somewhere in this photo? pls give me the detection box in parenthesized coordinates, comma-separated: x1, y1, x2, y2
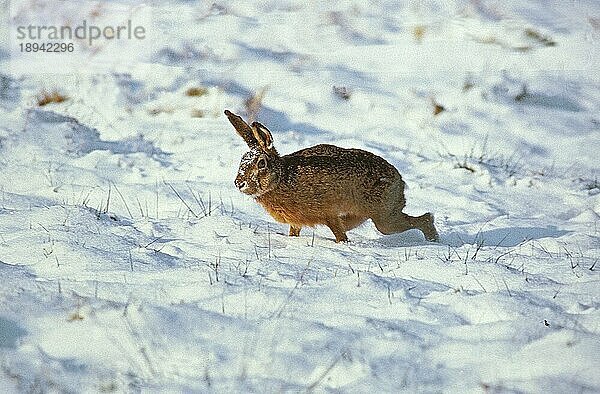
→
(36, 90, 69, 107)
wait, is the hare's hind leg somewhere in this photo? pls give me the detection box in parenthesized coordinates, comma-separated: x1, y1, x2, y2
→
(371, 178, 439, 241)
(289, 225, 301, 237)
(372, 212, 439, 242)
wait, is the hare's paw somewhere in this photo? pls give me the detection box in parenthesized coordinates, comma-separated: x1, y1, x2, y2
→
(289, 226, 301, 237)
(335, 235, 349, 243)
(422, 213, 439, 242)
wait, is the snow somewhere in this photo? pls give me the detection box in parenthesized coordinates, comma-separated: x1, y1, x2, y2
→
(1, 0, 599, 392)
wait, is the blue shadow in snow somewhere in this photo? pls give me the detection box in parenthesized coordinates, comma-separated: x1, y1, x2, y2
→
(29, 110, 171, 166)
(0, 316, 27, 349)
(258, 107, 335, 138)
(207, 78, 335, 139)
(516, 92, 583, 112)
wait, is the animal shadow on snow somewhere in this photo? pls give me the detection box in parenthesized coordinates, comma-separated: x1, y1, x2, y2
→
(376, 229, 437, 247)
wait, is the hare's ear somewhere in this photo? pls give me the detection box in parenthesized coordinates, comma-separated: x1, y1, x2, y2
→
(225, 110, 257, 148)
(251, 121, 276, 153)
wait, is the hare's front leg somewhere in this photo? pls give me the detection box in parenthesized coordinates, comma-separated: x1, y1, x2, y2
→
(289, 225, 301, 237)
(325, 217, 348, 243)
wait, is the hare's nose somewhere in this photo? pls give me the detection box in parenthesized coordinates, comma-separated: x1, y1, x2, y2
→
(237, 180, 247, 190)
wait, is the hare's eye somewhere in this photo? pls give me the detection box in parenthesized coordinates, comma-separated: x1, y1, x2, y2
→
(257, 158, 267, 169)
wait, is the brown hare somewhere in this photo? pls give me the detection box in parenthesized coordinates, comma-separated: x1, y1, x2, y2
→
(225, 110, 439, 243)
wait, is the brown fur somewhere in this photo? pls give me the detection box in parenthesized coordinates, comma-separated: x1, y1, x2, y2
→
(225, 110, 439, 243)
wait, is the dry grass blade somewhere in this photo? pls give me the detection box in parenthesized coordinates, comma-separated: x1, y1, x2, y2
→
(185, 87, 208, 97)
(37, 90, 69, 106)
(164, 181, 199, 218)
(245, 86, 268, 123)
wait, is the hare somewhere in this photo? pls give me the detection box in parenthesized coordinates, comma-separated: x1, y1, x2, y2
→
(225, 110, 439, 243)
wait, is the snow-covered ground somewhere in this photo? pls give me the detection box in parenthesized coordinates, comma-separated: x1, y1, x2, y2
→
(1, 0, 599, 392)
